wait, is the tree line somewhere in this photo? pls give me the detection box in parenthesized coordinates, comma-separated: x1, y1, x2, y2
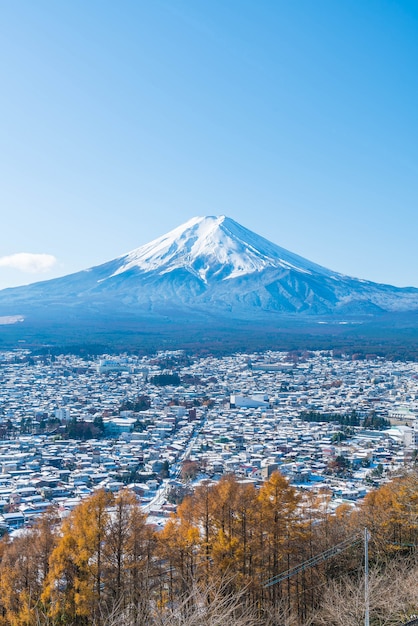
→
(0, 470, 416, 625)
(300, 409, 391, 430)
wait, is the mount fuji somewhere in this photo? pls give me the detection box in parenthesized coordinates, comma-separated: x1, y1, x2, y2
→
(1, 216, 418, 346)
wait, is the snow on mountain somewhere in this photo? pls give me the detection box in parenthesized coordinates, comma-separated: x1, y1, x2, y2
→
(1, 215, 418, 329)
(108, 216, 335, 283)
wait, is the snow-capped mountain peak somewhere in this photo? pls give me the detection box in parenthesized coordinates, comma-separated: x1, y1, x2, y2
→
(110, 215, 331, 283)
(2, 214, 418, 345)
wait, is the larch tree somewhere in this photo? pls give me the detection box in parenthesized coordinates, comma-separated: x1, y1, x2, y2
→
(256, 471, 302, 607)
(43, 489, 114, 624)
(0, 506, 59, 626)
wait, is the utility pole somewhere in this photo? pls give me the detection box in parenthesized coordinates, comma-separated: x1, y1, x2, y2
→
(365, 528, 370, 626)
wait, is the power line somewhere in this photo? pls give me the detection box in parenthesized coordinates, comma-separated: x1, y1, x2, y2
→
(264, 533, 362, 588)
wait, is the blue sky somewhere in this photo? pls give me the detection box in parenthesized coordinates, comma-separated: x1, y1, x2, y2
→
(1, 0, 418, 289)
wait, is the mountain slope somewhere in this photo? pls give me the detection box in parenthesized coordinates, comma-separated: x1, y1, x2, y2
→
(1, 216, 418, 335)
(106, 215, 335, 282)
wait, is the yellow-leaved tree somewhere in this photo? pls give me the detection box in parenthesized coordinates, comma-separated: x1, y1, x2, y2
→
(0, 506, 59, 626)
(42, 489, 113, 624)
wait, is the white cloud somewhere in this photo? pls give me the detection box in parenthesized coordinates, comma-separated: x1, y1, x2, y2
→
(0, 253, 57, 273)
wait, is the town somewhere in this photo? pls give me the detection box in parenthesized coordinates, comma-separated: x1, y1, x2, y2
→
(0, 348, 417, 535)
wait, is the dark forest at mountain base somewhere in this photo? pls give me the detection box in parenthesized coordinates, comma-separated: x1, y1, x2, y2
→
(1, 312, 418, 359)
